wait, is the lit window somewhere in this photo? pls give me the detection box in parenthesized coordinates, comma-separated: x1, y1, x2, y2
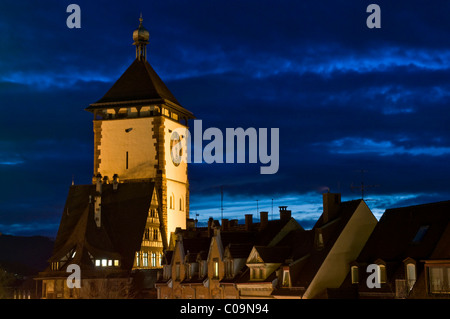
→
(95, 260, 101, 267)
(102, 259, 107, 267)
(213, 259, 219, 279)
(143, 252, 148, 267)
(428, 266, 450, 294)
(406, 263, 416, 291)
(136, 252, 140, 267)
(114, 260, 120, 267)
(282, 269, 291, 287)
(378, 264, 386, 283)
(151, 252, 157, 267)
(108, 260, 112, 266)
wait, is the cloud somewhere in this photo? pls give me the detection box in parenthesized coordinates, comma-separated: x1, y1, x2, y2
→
(321, 137, 450, 157)
(2, 0, 450, 236)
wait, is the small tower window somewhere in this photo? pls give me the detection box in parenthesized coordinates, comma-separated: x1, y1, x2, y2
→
(126, 151, 129, 170)
(169, 195, 174, 209)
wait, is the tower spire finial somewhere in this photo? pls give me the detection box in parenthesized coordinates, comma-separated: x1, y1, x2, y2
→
(132, 14, 149, 61)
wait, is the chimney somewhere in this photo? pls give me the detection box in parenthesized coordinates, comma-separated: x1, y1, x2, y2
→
(229, 219, 238, 228)
(113, 174, 119, 190)
(245, 214, 253, 231)
(95, 174, 102, 195)
(186, 218, 196, 230)
(260, 211, 268, 230)
(279, 206, 291, 221)
(323, 192, 341, 223)
(221, 219, 229, 231)
(94, 174, 102, 228)
(208, 217, 214, 237)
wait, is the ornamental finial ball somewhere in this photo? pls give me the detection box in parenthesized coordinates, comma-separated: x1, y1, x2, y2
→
(133, 14, 149, 43)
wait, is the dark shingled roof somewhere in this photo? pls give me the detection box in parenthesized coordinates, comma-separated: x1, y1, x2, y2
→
(43, 182, 154, 275)
(89, 59, 180, 107)
(279, 200, 365, 288)
(357, 200, 450, 262)
(86, 59, 194, 120)
(338, 200, 450, 296)
(226, 243, 254, 259)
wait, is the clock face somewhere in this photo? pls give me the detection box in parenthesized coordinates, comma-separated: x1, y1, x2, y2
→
(170, 132, 182, 166)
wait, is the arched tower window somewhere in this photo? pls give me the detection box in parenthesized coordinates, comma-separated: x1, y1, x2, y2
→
(179, 197, 184, 211)
(169, 194, 174, 209)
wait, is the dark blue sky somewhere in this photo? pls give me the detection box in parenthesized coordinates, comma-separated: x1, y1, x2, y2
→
(2, 0, 450, 237)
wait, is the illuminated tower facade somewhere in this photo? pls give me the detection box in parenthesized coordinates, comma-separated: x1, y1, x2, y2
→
(85, 16, 194, 249)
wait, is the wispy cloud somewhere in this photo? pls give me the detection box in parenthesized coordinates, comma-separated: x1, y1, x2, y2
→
(320, 137, 450, 157)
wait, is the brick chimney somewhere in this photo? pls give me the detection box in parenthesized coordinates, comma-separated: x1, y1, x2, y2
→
(221, 219, 229, 231)
(245, 214, 253, 231)
(208, 217, 214, 237)
(323, 192, 341, 224)
(279, 206, 291, 221)
(94, 174, 102, 228)
(186, 218, 196, 230)
(95, 173, 102, 195)
(260, 211, 268, 230)
(229, 219, 238, 228)
(112, 174, 119, 190)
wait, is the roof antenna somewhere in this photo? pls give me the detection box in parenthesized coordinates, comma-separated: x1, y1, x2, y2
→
(271, 198, 274, 220)
(220, 185, 224, 220)
(351, 169, 379, 200)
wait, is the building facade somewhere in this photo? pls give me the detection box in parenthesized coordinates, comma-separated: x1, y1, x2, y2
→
(36, 17, 193, 299)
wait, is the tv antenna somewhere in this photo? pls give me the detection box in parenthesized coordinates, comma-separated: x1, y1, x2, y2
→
(351, 169, 379, 200)
(220, 185, 224, 220)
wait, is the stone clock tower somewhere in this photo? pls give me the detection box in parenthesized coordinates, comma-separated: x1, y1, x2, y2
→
(85, 16, 194, 248)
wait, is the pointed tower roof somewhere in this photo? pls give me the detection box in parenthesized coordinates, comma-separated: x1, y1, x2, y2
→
(86, 16, 193, 119)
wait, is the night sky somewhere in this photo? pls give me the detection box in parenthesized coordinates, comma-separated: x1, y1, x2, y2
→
(2, 0, 450, 237)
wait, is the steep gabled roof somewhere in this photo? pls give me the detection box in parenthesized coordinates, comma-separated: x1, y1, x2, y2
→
(252, 246, 291, 263)
(357, 200, 450, 262)
(283, 199, 369, 288)
(43, 182, 154, 275)
(88, 59, 180, 108)
(429, 221, 450, 259)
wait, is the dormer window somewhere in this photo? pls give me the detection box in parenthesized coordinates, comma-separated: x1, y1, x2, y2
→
(406, 263, 416, 291)
(225, 260, 234, 278)
(315, 229, 324, 250)
(282, 268, 291, 287)
(378, 264, 386, 284)
(213, 258, 219, 279)
(251, 267, 264, 280)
